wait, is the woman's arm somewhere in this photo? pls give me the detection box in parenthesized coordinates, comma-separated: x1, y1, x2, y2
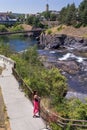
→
(34, 95, 40, 100)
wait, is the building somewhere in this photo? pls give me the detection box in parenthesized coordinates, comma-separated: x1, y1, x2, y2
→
(46, 4, 49, 12)
(0, 12, 17, 25)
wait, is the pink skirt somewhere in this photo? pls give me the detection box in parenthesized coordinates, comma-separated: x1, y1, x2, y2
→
(33, 100, 39, 115)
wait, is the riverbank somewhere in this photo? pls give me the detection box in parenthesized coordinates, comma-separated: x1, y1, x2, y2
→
(39, 25, 87, 54)
(39, 32, 87, 52)
(39, 26, 87, 101)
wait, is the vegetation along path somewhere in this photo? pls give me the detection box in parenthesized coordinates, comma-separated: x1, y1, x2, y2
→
(0, 61, 45, 130)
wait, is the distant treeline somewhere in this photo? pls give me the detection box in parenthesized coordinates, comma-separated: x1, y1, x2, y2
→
(58, 0, 87, 27)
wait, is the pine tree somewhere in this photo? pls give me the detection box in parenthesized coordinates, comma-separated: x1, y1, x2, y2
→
(78, 0, 87, 26)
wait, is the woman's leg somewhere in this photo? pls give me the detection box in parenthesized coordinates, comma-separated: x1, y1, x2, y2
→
(33, 101, 39, 117)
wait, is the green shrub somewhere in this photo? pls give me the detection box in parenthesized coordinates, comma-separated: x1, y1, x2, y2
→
(74, 23, 82, 28)
(0, 43, 12, 56)
(47, 29, 52, 34)
(0, 24, 8, 32)
(50, 122, 62, 130)
(57, 25, 63, 31)
(10, 25, 24, 32)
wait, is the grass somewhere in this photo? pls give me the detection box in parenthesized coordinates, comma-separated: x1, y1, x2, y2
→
(0, 67, 2, 75)
(0, 87, 5, 129)
(83, 34, 87, 38)
(45, 25, 87, 38)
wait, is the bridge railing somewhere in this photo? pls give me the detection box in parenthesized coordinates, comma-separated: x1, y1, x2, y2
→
(0, 29, 44, 35)
(12, 68, 87, 129)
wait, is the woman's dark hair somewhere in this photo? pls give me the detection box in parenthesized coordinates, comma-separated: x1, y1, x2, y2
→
(33, 90, 37, 96)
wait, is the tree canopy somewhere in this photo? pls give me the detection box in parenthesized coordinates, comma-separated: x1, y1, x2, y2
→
(26, 15, 44, 28)
(58, 0, 87, 27)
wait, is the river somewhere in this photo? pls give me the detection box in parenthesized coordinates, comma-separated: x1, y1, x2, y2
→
(0, 34, 87, 101)
(0, 34, 37, 52)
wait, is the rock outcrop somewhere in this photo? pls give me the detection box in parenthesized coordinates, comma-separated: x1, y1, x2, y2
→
(39, 34, 87, 51)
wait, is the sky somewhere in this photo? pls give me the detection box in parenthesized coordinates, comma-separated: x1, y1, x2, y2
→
(0, 0, 83, 14)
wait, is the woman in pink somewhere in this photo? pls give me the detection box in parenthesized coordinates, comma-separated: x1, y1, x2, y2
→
(33, 91, 40, 117)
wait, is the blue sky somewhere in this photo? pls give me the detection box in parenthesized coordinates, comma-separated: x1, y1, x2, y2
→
(0, 0, 83, 14)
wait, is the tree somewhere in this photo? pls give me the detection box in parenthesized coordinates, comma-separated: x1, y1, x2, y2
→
(50, 13, 57, 21)
(43, 67, 67, 103)
(58, 7, 68, 24)
(26, 15, 44, 28)
(0, 25, 8, 32)
(26, 15, 34, 25)
(17, 14, 25, 23)
(41, 11, 51, 20)
(12, 46, 68, 100)
(22, 46, 40, 65)
(59, 3, 77, 25)
(78, 0, 87, 26)
(65, 3, 77, 25)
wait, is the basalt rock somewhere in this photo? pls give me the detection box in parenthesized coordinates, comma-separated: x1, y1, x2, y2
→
(39, 34, 87, 50)
(55, 61, 80, 74)
(40, 56, 80, 75)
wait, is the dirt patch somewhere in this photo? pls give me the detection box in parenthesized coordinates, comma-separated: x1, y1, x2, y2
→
(0, 67, 3, 75)
(20, 24, 33, 31)
(0, 66, 6, 75)
(0, 88, 11, 130)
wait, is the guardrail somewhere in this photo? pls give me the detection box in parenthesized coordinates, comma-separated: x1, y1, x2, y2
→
(40, 106, 87, 129)
(12, 68, 33, 100)
(12, 68, 87, 129)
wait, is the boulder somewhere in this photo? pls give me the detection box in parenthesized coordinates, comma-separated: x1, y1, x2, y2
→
(55, 61, 80, 74)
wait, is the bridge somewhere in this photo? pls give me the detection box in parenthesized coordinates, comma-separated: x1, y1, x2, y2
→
(0, 29, 45, 37)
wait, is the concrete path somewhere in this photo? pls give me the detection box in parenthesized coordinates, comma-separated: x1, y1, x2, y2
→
(0, 63, 46, 130)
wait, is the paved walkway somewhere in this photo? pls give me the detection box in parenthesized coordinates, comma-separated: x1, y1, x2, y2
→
(0, 63, 46, 130)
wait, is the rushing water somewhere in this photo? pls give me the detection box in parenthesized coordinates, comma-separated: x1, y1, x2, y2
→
(0, 34, 87, 100)
(39, 49, 87, 101)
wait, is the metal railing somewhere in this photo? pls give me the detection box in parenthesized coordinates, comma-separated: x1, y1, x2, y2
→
(0, 29, 44, 35)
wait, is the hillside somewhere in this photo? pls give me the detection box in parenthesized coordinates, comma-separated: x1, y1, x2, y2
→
(46, 25, 87, 38)
(19, 24, 33, 31)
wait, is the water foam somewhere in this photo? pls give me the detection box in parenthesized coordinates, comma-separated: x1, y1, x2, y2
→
(58, 53, 86, 63)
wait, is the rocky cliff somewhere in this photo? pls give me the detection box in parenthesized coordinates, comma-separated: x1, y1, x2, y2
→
(39, 33, 87, 52)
